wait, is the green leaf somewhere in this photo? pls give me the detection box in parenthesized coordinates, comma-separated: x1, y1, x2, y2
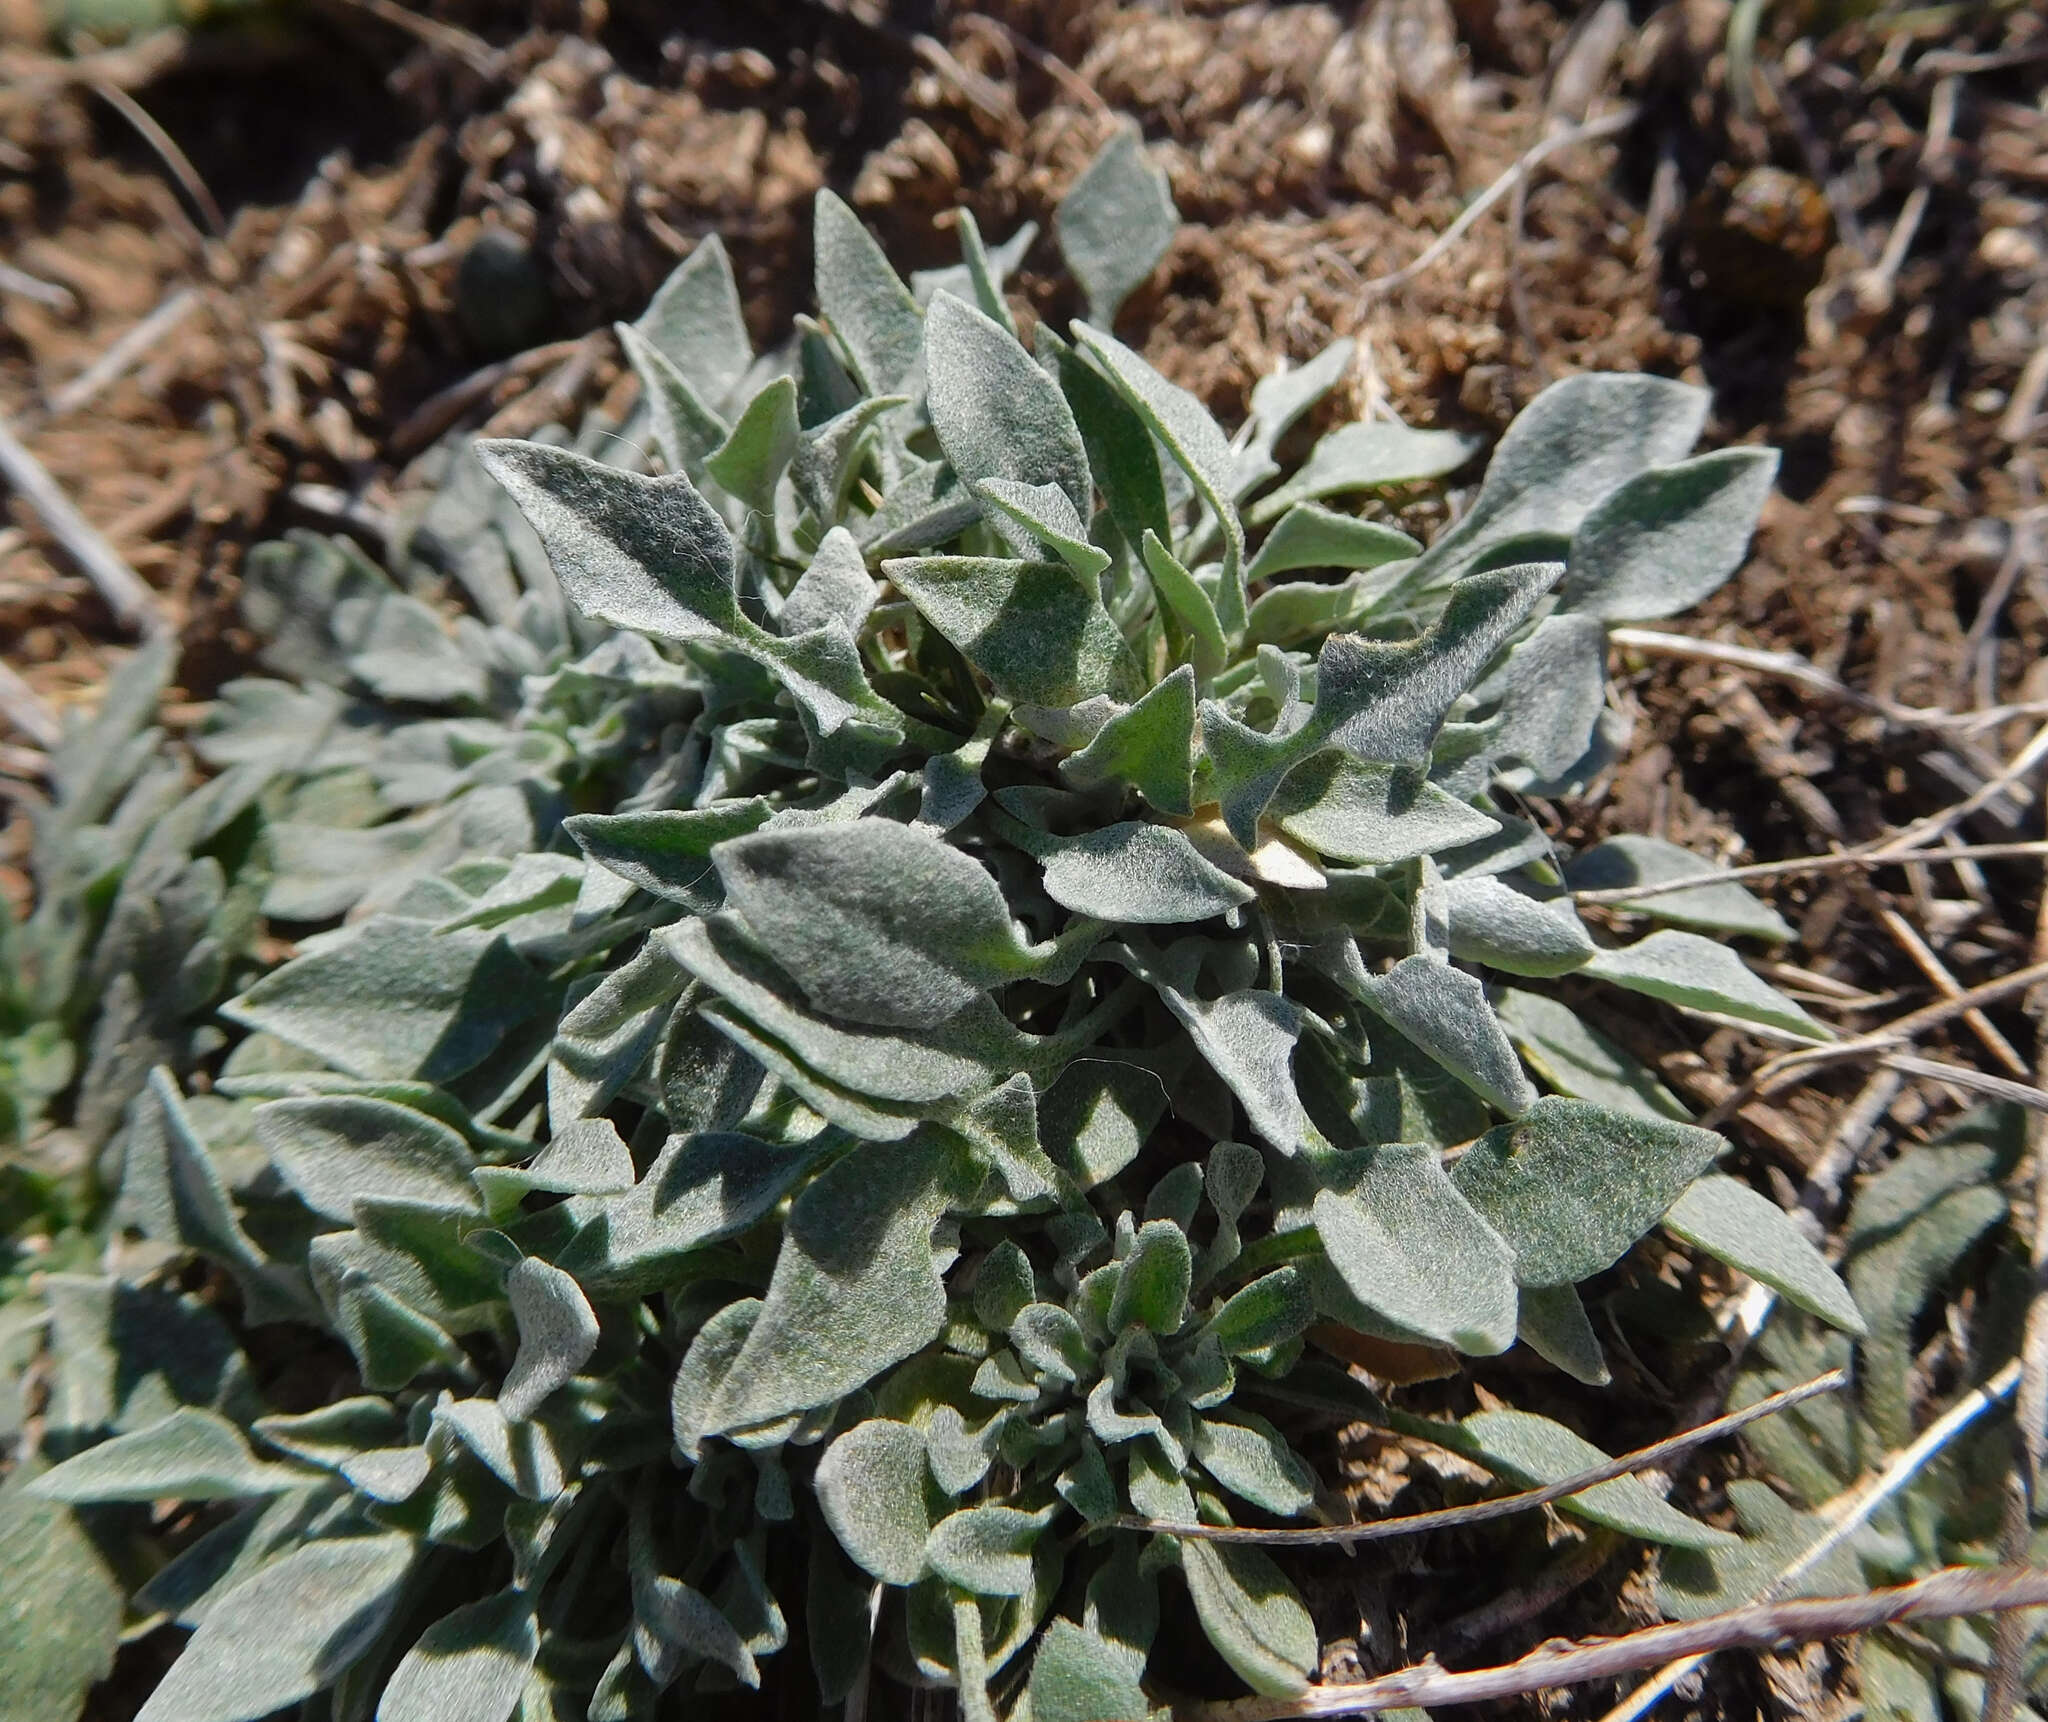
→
(1179, 1541, 1315, 1699)
(1410, 374, 1710, 587)
(782, 526, 879, 638)
(1011, 1302, 1094, 1384)
(1468, 613, 1608, 782)
(815, 191, 925, 394)
(1495, 987, 1692, 1122)
(884, 554, 1144, 709)
(616, 324, 727, 478)
(1312, 1145, 1517, 1353)
(1028, 1619, 1156, 1722)
(1203, 1267, 1311, 1356)
(256, 1095, 480, 1223)
(1246, 422, 1480, 526)
(226, 920, 551, 1085)
(1055, 340, 1170, 554)
(973, 1240, 1037, 1334)
(1351, 957, 1535, 1117)
(1109, 1219, 1192, 1334)
(29, 1407, 307, 1504)
(693, 1133, 956, 1432)
(714, 818, 1054, 1029)
(1062, 666, 1198, 816)
(1055, 121, 1177, 327)
(564, 800, 769, 908)
(1564, 834, 1794, 942)
(1245, 502, 1421, 580)
(1201, 561, 1556, 844)
(378, 1589, 538, 1722)
(1460, 1410, 1736, 1549)
(1192, 1411, 1317, 1517)
(975, 478, 1111, 579)
(704, 375, 800, 512)
(134, 1534, 416, 1722)
(816, 1419, 934, 1586)
(1583, 930, 1829, 1041)
(1233, 337, 1355, 499)
(1038, 821, 1252, 925)
(1442, 877, 1594, 978)
(1071, 324, 1246, 632)
(1450, 1097, 1726, 1287)
(1665, 1175, 1865, 1334)
(927, 291, 1092, 526)
(637, 232, 751, 409)
(0, 1465, 123, 1722)
(1139, 529, 1228, 680)
(1269, 752, 1498, 865)
(1559, 447, 1779, 622)
(1125, 958, 1304, 1155)
(926, 1504, 1052, 1597)
(1515, 1282, 1610, 1385)
(498, 1257, 600, 1421)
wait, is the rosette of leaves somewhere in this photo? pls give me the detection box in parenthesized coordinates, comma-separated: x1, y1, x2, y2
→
(1664, 1104, 2047, 1720)
(9, 125, 1867, 1721)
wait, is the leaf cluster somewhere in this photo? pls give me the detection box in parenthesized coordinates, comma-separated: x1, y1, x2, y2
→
(2, 124, 1863, 1722)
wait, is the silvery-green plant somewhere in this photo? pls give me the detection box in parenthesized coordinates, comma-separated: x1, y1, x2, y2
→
(4, 123, 1869, 1721)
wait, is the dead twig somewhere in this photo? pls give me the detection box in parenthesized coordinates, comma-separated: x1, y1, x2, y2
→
(0, 261, 78, 314)
(1597, 1360, 2023, 1722)
(1572, 840, 2048, 907)
(40, 288, 202, 423)
(1877, 905, 2029, 1077)
(89, 82, 225, 240)
(389, 337, 587, 459)
(1362, 106, 1638, 296)
(0, 410, 166, 637)
(1125, 1371, 1845, 1547)
(1188, 1564, 2048, 1720)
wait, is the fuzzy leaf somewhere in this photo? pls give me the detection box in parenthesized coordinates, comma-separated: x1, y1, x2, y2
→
(1012, 1302, 1095, 1384)
(814, 192, 925, 395)
(1312, 1145, 1517, 1354)
(29, 1408, 306, 1505)
(1062, 666, 1198, 815)
(1202, 561, 1556, 844)
(1450, 1097, 1726, 1286)
(1055, 341, 1171, 554)
(1460, 1410, 1736, 1549)
(1055, 123, 1177, 326)
(378, 1589, 538, 1722)
(884, 555, 1144, 708)
(1270, 753, 1498, 865)
(256, 1096, 479, 1223)
(1109, 1220, 1193, 1334)
(1139, 530, 1229, 679)
(1245, 503, 1421, 581)
(1071, 324, 1245, 631)
(1667, 1176, 1864, 1334)
(1442, 877, 1595, 978)
(1246, 422, 1479, 525)
(1180, 1542, 1315, 1699)
(1564, 835, 1794, 942)
(716, 819, 1063, 1029)
(565, 800, 769, 908)
(499, 1258, 600, 1421)
(1028, 1619, 1155, 1722)
(1515, 1283, 1610, 1385)
(621, 323, 730, 477)
(927, 291, 1092, 525)
(226, 921, 551, 1085)
(1469, 613, 1608, 782)
(638, 232, 751, 408)
(1192, 1412, 1317, 1517)
(1584, 931, 1829, 1040)
(694, 1134, 955, 1432)
(0, 1467, 123, 1722)
(816, 1419, 933, 1587)
(134, 1534, 416, 1722)
(1559, 447, 1779, 622)
(926, 1504, 1051, 1597)
(1352, 957, 1535, 1116)
(1494, 987, 1692, 1122)
(1203, 1267, 1311, 1356)
(704, 376, 800, 511)
(976, 478, 1111, 579)
(1040, 822, 1253, 925)
(1413, 374, 1710, 585)
(782, 527, 879, 638)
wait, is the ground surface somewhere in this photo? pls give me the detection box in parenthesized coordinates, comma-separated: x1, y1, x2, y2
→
(4, 0, 2048, 1716)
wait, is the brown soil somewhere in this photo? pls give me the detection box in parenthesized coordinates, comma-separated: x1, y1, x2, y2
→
(5, 0, 2048, 1715)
